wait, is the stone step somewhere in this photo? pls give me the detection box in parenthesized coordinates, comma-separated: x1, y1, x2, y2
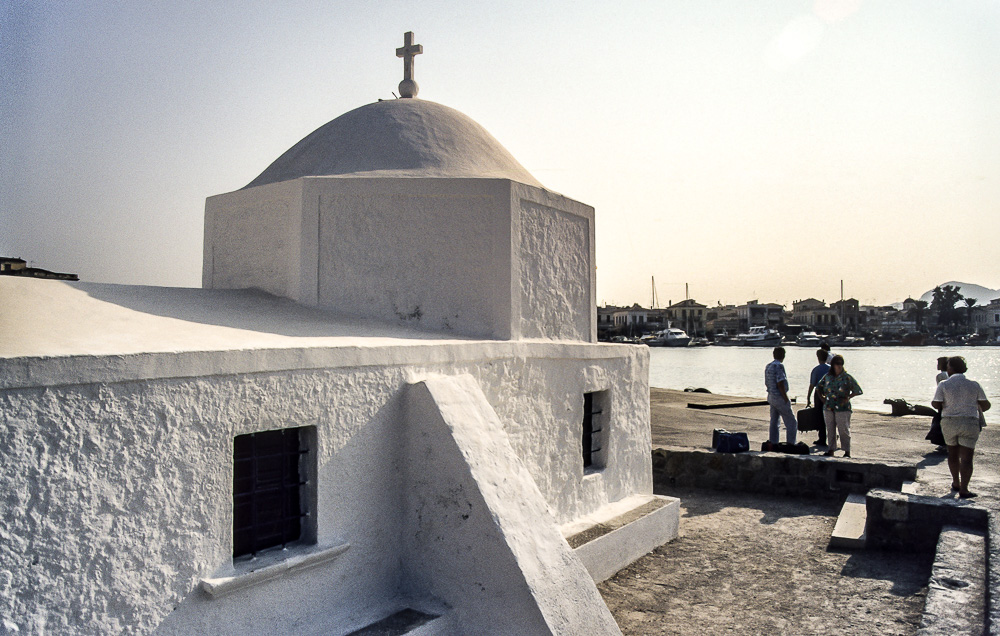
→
(829, 492, 867, 549)
(902, 480, 918, 494)
(345, 608, 443, 636)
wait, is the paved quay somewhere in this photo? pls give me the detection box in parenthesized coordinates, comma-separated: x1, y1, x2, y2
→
(597, 388, 997, 635)
(650, 388, 1000, 505)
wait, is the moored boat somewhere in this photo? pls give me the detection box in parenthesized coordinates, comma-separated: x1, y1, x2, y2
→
(738, 326, 783, 347)
(645, 327, 693, 347)
(796, 331, 821, 347)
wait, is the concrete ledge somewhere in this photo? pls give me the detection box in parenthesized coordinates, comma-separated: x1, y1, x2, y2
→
(562, 494, 680, 583)
(830, 493, 867, 549)
(917, 526, 986, 635)
(652, 447, 916, 499)
(864, 489, 988, 552)
(201, 543, 351, 598)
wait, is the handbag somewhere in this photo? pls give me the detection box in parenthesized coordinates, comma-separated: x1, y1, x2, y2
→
(926, 414, 945, 446)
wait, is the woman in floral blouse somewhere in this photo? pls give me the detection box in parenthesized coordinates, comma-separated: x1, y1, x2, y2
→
(819, 354, 863, 458)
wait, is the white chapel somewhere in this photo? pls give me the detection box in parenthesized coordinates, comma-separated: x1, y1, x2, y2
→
(0, 33, 678, 635)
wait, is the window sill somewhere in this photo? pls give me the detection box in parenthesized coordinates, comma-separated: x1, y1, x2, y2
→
(201, 542, 350, 599)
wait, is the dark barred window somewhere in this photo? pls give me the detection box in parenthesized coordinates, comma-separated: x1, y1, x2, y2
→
(233, 427, 312, 558)
(582, 391, 609, 471)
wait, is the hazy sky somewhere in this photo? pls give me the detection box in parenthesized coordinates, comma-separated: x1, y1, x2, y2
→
(3, 1, 998, 308)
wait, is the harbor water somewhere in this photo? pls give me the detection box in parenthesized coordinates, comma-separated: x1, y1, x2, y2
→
(648, 346, 1000, 425)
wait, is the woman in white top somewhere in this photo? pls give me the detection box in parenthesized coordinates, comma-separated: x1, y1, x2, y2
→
(932, 356, 991, 498)
(935, 356, 949, 384)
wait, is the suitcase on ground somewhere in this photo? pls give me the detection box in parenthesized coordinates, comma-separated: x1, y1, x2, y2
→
(712, 428, 730, 448)
(796, 406, 823, 432)
(716, 431, 750, 453)
(776, 441, 810, 455)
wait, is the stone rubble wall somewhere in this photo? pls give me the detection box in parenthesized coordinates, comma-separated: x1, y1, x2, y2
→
(863, 489, 989, 552)
(651, 447, 916, 499)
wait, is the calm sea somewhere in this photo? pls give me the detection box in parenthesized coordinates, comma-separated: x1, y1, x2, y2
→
(648, 346, 1000, 425)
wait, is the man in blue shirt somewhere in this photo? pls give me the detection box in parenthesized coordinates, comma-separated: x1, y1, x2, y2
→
(807, 348, 831, 446)
(765, 347, 797, 445)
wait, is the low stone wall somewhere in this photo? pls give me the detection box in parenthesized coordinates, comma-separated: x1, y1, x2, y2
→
(864, 489, 989, 552)
(651, 447, 917, 499)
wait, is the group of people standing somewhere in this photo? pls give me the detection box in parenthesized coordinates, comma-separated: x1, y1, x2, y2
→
(764, 347, 992, 497)
(765, 346, 861, 457)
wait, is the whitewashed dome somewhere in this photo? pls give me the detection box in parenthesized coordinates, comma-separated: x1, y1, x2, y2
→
(245, 98, 542, 189)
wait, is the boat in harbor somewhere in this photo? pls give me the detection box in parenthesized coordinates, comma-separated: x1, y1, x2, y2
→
(645, 327, 692, 347)
(737, 326, 783, 347)
(796, 331, 822, 347)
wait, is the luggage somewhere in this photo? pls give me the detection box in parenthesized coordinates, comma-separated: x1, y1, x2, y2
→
(776, 441, 811, 455)
(716, 431, 750, 453)
(926, 414, 945, 446)
(712, 428, 729, 448)
(761, 440, 810, 455)
(796, 406, 824, 432)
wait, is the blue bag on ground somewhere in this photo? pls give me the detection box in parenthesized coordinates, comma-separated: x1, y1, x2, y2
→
(716, 431, 749, 453)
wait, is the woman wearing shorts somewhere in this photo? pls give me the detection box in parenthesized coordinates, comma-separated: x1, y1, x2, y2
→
(932, 356, 992, 499)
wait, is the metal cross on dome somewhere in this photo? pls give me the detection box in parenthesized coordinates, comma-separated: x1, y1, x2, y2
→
(396, 31, 423, 98)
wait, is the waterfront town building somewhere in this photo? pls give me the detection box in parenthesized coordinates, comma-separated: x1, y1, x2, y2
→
(970, 298, 1000, 339)
(662, 299, 707, 336)
(705, 304, 740, 336)
(611, 304, 650, 333)
(736, 300, 784, 332)
(0, 35, 678, 635)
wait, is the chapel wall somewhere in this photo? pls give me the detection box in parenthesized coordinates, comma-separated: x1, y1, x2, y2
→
(0, 344, 648, 634)
(307, 178, 514, 339)
(203, 180, 304, 300)
(512, 183, 596, 342)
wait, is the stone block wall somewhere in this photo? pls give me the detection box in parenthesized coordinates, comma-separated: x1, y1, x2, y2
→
(651, 447, 916, 499)
(864, 489, 989, 552)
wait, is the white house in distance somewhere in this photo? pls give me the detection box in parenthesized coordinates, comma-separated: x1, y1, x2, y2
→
(0, 34, 678, 635)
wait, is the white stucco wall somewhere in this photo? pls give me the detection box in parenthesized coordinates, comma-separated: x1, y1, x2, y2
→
(204, 180, 304, 300)
(309, 178, 513, 339)
(203, 177, 596, 342)
(513, 183, 595, 342)
(0, 341, 649, 634)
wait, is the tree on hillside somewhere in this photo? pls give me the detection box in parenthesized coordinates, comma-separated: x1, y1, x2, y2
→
(907, 300, 929, 331)
(931, 285, 965, 329)
(964, 297, 979, 327)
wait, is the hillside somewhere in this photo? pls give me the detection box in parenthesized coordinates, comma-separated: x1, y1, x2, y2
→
(919, 281, 1000, 306)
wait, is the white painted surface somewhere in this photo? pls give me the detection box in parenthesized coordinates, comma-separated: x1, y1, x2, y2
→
(405, 375, 622, 635)
(566, 495, 681, 583)
(0, 286, 655, 633)
(204, 177, 595, 341)
(243, 99, 543, 189)
(0, 91, 668, 632)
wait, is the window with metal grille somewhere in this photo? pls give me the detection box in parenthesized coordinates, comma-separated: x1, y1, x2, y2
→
(582, 391, 609, 471)
(233, 426, 313, 558)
